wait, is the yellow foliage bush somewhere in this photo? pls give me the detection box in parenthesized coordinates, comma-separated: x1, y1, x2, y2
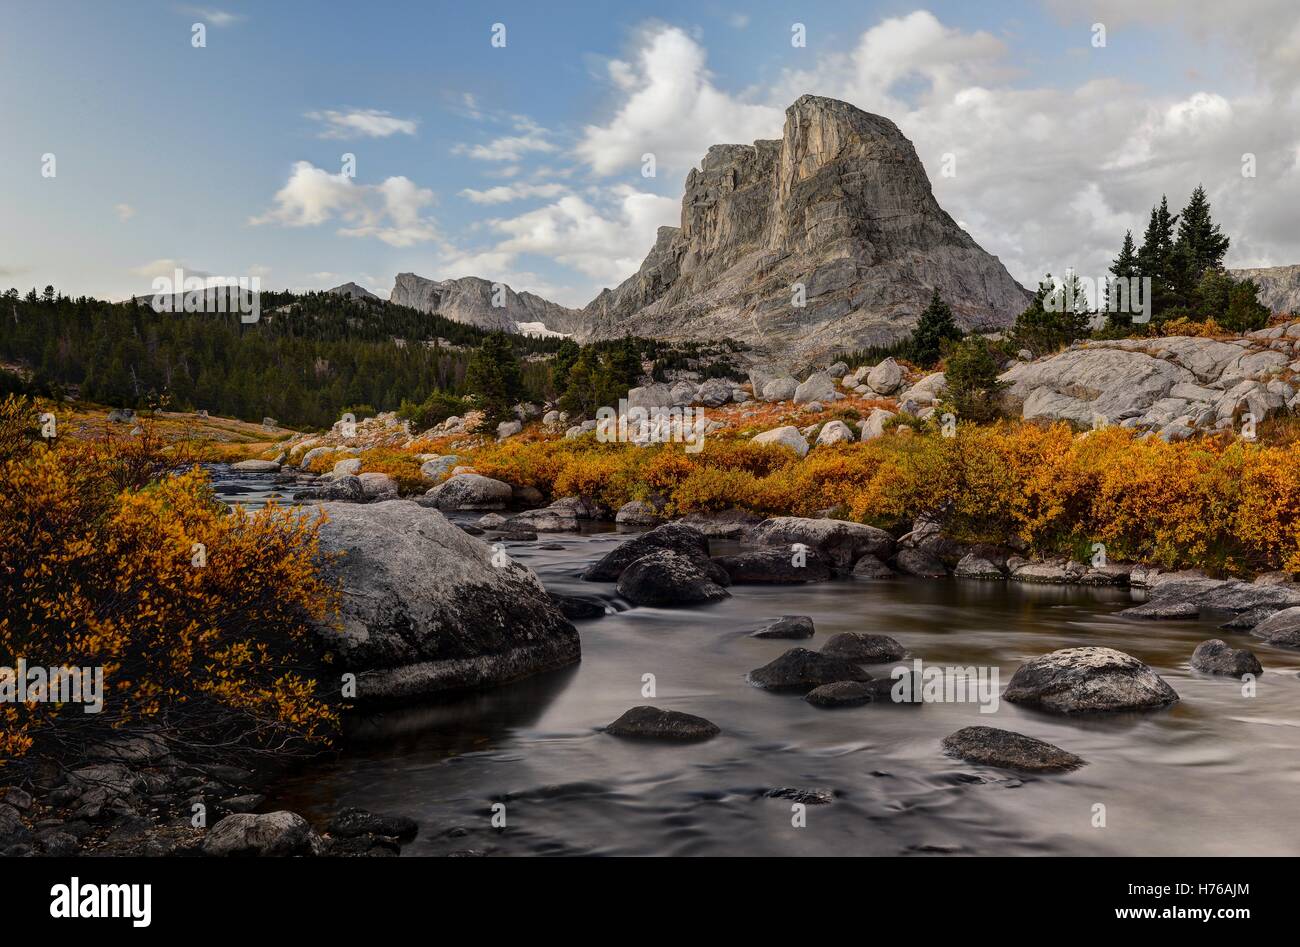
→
(454, 419, 1300, 574)
(0, 398, 341, 766)
(360, 448, 424, 493)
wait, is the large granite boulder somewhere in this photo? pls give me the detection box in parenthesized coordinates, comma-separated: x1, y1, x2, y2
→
(312, 500, 579, 703)
(1003, 647, 1178, 714)
(582, 522, 713, 582)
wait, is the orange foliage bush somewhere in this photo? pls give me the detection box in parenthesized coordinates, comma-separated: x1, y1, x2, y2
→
(0, 398, 340, 766)
(455, 420, 1300, 574)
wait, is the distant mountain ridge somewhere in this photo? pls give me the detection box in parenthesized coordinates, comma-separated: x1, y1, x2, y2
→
(388, 273, 585, 336)
(1228, 265, 1300, 315)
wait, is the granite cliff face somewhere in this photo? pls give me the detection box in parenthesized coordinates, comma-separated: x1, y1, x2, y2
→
(390, 273, 584, 335)
(1229, 265, 1300, 315)
(582, 95, 1029, 365)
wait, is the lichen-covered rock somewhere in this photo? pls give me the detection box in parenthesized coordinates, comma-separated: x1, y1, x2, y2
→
(1251, 606, 1300, 647)
(941, 726, 1085, 773)
(1190, 639, 1263, 677)
(713, 548, 833, 584)
(615, 548, 730, 606)
(604, 706, 720, 741)
(820, 632, 906, 663)
(749, 516, 895, 571)
(750, 425, 809, 457)
(422, 473, 513, 511)
(582, 522, 712, 582)
(747, 647, 871, 692)
(751, 616, 815, 639)
(1003, 647, 1178, 714)
(202, 812, 325, 857)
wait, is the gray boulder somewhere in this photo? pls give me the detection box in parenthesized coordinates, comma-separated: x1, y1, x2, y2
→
(794, 371, 837, 404)
(1004, 647, 1178, 714)
(1251, 606, 1300, 647)
(751, 616, 815, 639)
(747, 647, 871, 692)
(422, 473, 513, 511)
(749, 516, 895, 571)
(815, 419, 856, 446)
(582, 522, 712, 582)
(866, 358, 904, 394)
(750, 425, 809, 457)
(313, 500, 579, 702)
(615, 548, 730, 606)
(804, 681, 877, 708)
(615, 500, 664, 527)
(232, 459, 281, 473)
(202, 812, 325, 857)
(604, 706, 719, 742)
(820, 632, 906, 663)
(942, 726, 1085, 773)
(1190, 639, 1263, 677)
(713, 548, 833, 584)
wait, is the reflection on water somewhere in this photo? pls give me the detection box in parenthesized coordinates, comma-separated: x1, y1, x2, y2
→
(210, 476, 1300, 855)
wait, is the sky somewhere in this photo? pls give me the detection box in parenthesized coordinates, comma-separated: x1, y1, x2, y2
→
(3, 0, 1300, 308)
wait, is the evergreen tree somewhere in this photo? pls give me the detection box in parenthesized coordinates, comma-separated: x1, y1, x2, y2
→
(465, 331, 524, 425)
(1105, 230, 1139, 329)
(1172, 185, 1229, 300)
(1011, 274, 1092, 357)
(1136, 196, 1179, 319)
(944, 336, 1008, 423)
(1221, 278, 1270, 332)
(909, 289, 962, 367)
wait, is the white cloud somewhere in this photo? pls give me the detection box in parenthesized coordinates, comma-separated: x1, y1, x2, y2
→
(454, 117, 558, 162)
(575, 25, 782, 176)
(181, 6, 243, 27)
(249, 161, 438, 247)
(307, 108, 418, 139)
(564, 13, 1300, 291)
(459, 182, 570, 205)
(114, 203, 135, 222)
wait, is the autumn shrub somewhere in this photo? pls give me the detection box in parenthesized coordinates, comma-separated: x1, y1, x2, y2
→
(0, 401, 340, 770)
(361, 447, 425, 493)
(453, 417, 1300, 574)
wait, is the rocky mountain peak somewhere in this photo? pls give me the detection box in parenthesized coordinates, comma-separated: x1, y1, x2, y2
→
(583, 95, 1029, 366)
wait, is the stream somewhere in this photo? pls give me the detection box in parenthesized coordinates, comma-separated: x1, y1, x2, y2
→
(215, 473, 1300, 856)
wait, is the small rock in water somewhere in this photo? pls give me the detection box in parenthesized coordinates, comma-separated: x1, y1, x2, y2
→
(328, 806, 419, 840)
(1190, 639, 1263, 677)
(1119, 600, 1200, 619)
(941, 726, 1086, 773)
(763, 787, 834, 805)
(604, 706, 720, 742)
(820, 632, 906, 663)
(747, 648, 871, 692)
(751, 615, 815, 639)
(616, 548, 730, 606)
(804, 681, 876, 707)
(1004, 647, 1179, 713)
(851, 554, 895, 579)
(548, 592, 606, 620)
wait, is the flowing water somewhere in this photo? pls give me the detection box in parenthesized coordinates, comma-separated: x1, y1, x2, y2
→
(216, 476, 1300, 856)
